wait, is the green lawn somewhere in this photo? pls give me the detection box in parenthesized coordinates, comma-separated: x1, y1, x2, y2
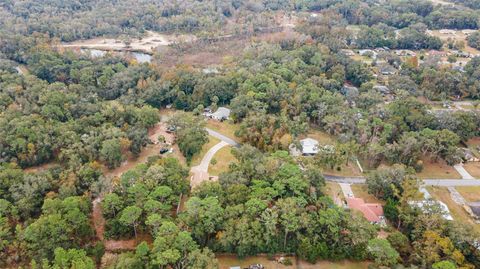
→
(205, 119, 239, 141)
(190, 136, 220, 167)
(208, 146, 237, 176)
(427, 187, 480, 234)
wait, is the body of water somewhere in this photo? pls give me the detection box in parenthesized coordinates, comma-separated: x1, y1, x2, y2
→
(80, 48, 152, 63)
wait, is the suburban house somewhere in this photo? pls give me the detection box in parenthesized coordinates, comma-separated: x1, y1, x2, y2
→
(299, 137, 319, 156)
(409, 200, 454, 221)
(358, 49, 377, 59)
(210, 107, 231, 121)
(346, 197, 384, 224)
(468, 202, 480, 220)
(439, 29, 456, 35)
(378, 64, 397, 75)
(289, 137, 321, 156)
(373, 85, 391, 96)
(341, 49, 355, 56)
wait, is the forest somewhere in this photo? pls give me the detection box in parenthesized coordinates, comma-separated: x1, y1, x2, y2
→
(1, 0, 480, 268)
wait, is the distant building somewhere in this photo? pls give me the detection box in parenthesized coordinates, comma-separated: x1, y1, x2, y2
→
(462, 29, 477, 36)
(289, 137, 321, 156)
(378, 64, 396, 75)
(439, 29, 456, 35)
(211, 107, 231, 121)
(346, 197, 384, 224)
(373, 85, 391, 95)
(409, 200, 454, 221)
(428, 50, 448, 57)
(341, 85, 359, 96)
(359, 49, 377, 59)
(300, 138, 319, 156)
(468, 202, 480, 219)
(341, 49, 355, 56)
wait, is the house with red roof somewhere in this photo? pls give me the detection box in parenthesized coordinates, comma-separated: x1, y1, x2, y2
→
(346, 197, 384, 224)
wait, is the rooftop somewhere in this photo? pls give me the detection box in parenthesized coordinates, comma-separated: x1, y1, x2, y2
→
(300, 138, 319, 155)
(346, 197, 383, 223)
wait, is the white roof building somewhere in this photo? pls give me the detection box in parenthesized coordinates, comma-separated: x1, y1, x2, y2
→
(300, 138, 319, 155)
(409, 200, 453, 221)
(211, 107, 231, 121)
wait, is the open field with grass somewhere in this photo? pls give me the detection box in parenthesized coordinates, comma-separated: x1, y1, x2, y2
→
(416, 159, 461, 179)
(351, 184, 384, 204)
(190, 136, 220, 167)
(217, 254, 370, 269)
(208, 146, 237, 176)
(303, 129, 336, 145)
(466, 137, 480, 157)
(455, 186, 480, 203)
(463, 162, 480, 179)
(205, 119, 240, 141)
(322, 162, 363, 177)
(427, 187, 480, 234)
(428, 30, 480, 55)
(324, 182, 344, 205)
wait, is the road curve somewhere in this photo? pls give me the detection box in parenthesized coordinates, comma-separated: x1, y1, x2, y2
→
(206, 128, 239, 147)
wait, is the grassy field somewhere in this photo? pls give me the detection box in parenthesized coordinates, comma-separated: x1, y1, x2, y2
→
(217, 254, 370, 269)
(455, 186, 480, 203)
(463, 162, 480, 179)
(324, 182, 344, 205)
(466, 137, 480, 157)
(428, 30, 480, 55)
(321, 162, 363, 177)
(208, 146, 237, 176)
(427, 187, 480, 234)
(351, 184, 384, 204)
(303, 129, 336, 145)
(205, 119, 240, 141)
(190, 136, 221, 167)
(416, 159, 461, 179)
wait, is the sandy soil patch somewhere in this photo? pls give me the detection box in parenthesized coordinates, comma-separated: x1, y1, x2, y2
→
(60, 31, 196, 53)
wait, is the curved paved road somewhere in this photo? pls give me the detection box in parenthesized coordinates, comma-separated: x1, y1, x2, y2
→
(206, 128, 239, 147)
(206, 127, 480, 188)
(190, 140, 229, 187)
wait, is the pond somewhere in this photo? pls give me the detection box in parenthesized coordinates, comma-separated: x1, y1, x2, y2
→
(80, 48, 152, 63)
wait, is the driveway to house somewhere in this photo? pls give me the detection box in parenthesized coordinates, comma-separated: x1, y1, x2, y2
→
(453, 164, 475, 180)
(190, 141, 229, 187)
(325, 175, 480, 187)
(206, 128, 239, 147)
(339, 183, 354, 198)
